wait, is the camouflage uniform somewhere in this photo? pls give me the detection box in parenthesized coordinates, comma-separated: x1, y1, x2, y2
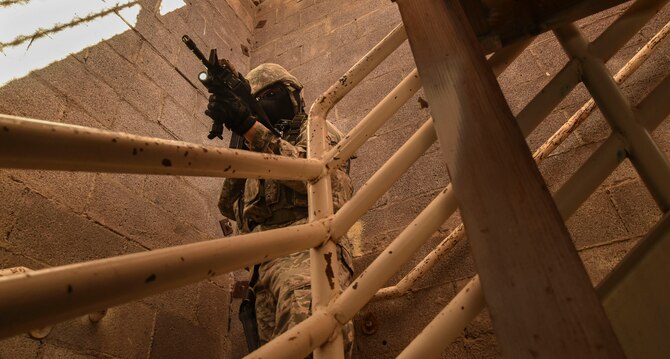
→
(217, 64, 355, 356)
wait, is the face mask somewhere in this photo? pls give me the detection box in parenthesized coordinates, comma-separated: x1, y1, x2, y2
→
(257, 85, 295, 125)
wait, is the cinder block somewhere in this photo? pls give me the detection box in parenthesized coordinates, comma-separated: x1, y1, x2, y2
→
(275, 45, 303, 72)
(250, 41, 276, 68)
(290, 53, 333, 106)
(254, 13, 293, 46)
(0, 334, 41, 359)
(73, 42, 139, 96)
(497, 47, 547, 87)
(122, 73, 165, 123)
(0, 246, 48, 272)
(219, 0, 255, 33)
(105, 29, 144, 63)
(0, 174, 28, 241)
(334, 70, 403, 131)
(350, 124, 416, 184)
(576, 4, 629, 43)
(359, 189, 441, 253)
(529, 38, 570, 78)
(651, 113, 669, 158)
(142, 282, 200, 323)
(353, 4, 402, 42)
(196, 281, 231, 347)
(0, 75, 66, 122)
(578, 236, 640, 285)
(603, 33, 647, 76)
(327, 0, 384, 31)
(36, 56, 124, 128)
(149, 310, 222, 359)
(299, 0, 331, 29)
(133, 12, 182, 64)
(142, 176, 219, 237)
(7, 168, 95, 215)
(538, 142, 599, 192)
(608, 179, 662, 236)
(157, 98, 207, 145)
(276, 0, 314, 20)
(111, 100, 169, 138)
(85, 177, 204, 249)
(276, 18, 329, 55)
(575, 109, 613, 144)
(182, 176, 225, 210)
(8, 191, 142, 266)
(136, 42, 198, 113)
(47, 301, 156, 359)
(41, 344, 104, 359)
(351, 280, 457, 358)
(60, 101, 106, 128)
(300, 34, 332, 65)
(566, 190, 628, 249)
(387, 150, 450, 203)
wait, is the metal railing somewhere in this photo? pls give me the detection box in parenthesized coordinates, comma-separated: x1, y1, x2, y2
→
(0, 0, 669, 357)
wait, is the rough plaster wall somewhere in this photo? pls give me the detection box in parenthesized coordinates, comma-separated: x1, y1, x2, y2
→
(249, 0, 670, 358)
(0, 0, 255, 358)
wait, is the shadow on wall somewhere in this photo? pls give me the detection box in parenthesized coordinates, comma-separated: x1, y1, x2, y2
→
(0, 0, 186, 88)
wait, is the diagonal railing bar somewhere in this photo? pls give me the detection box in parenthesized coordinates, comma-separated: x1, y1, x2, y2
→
(305, 21, 407, 359)
(0, 219, 331, 338)
(324, 68, 421, 171)
(555, 23, 670, 211)
(331, 119, 436, 239)
(375, 18, 670, 301)
(247, 184, 459, 359)
(557, 71, 670, 220)
(329, 39, 536, 239)
(0, 114, 322, 180)
(399, 69, 670, 359)
(397, 0, 623, 355)
(247, 68, 670, 359)
(515, 0, 669, 137)
(0, 0, 667, 357)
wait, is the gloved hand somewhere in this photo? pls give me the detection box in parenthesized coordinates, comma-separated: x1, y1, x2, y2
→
(205, 93, 257, 137)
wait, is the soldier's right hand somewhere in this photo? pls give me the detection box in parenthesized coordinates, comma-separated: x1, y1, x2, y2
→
(205, 93, 257, 136)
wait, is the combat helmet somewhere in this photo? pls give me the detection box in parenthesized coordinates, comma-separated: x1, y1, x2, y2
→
(247, 63, 303, 95)
(247, 63, 304, 115)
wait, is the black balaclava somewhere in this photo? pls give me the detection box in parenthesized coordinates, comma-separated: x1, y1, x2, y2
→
(258, 84, 296, 126)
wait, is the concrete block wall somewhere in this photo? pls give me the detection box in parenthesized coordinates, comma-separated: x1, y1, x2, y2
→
(250, 0, 670, 358)
(0, 0, 256, 357)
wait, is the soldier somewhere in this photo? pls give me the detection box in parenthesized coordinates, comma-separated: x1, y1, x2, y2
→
(205, 63, 355, 356)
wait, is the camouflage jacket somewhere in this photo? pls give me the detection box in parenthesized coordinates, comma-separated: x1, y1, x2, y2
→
(218, 118, 353, 234)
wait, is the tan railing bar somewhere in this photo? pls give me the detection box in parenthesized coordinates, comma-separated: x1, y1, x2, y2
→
(248, 185, 459, 359)
(375, 18, 670, 301)
(555, 23, 670, 211)
(516, 0, 669, 137)
(0, 219, 330, 338)
(330, 119, 436, 239)
(0, 114, 323, 181)
(399, 70, 670, 359)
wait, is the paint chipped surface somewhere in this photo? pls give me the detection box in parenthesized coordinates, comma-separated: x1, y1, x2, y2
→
(324, 252, 335, 290)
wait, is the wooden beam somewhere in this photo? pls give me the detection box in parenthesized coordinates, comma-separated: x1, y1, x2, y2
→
(395, 0, 625, 357)
(459, 0, 629, 53)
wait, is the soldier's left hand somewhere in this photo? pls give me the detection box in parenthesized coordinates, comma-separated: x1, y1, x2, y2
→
(205, 93, 257, 136)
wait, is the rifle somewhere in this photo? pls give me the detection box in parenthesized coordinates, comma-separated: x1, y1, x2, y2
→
(181, 35, 281, 148)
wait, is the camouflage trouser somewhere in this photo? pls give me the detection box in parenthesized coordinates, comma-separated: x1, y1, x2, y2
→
(254, 246, 355, 357)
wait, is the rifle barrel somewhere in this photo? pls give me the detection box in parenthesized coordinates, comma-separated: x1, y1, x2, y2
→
(181, 35, 211, 69)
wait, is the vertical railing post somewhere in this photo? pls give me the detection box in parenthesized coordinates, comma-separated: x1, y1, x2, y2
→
(395, 0, 625, 357)
(308, 111, 344, 358)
